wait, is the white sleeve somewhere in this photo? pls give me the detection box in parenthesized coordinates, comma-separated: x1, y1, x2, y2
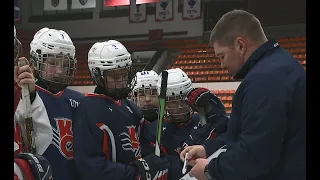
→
(14, 92, 53, 155)
(14, 161, 24, 180)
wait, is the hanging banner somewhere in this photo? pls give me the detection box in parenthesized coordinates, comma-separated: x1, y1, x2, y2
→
(182, 0, 201, 20)
(137, 0, 160, 4)
(155, 0, 173, 22)
(129, 0, 147, 23)
(104, 0, 130, 6)
(72, 0, 96, 9)
(44, 0, 68, 11)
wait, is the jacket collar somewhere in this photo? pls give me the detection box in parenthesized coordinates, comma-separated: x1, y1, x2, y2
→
(233, 39, 280, 80)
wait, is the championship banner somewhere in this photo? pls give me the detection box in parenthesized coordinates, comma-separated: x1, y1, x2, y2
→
(155, 0, 173, 22)
(14, 0, 20, 21)
(104, 0, 130, 6)
(129, 0, 147, 23)
(137, 0, 160, 4)
(72, 0, 96, 9)
(44, 0, 68, 11)
(182, 0, 201, 20)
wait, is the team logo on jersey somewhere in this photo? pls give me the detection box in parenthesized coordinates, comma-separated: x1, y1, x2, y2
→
(119, 125, 141, 159)
(69, 99, 80, 108)
(53, 118, 73, 159)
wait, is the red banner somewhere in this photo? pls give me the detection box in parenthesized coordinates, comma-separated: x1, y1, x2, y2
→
(104, 0, 130, 6)
(137, 0, 160, 4)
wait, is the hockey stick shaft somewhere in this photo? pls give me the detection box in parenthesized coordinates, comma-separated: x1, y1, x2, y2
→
(18, 59, 36, 153)
(155, 70, 168, 157)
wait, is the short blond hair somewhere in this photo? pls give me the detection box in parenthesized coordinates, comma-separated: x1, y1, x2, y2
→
(209, 10, 265, 46)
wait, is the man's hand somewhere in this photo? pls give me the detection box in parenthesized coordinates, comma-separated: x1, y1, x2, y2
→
(180, 145, 207, 167)
(14, 57, 35, 94)
(189, 158, 208, 180)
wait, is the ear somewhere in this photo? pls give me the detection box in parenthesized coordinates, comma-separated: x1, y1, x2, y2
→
(235, 37, 246, 52)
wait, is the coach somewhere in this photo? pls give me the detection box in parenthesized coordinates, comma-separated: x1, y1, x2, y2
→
(180, 9, 306, 180)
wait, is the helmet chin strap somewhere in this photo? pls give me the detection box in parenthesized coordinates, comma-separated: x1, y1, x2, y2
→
(34, 73, 67, 94)
(106, 88, 131, 100)
(92, 65, 136, 100)
(94, 85, 131, 101)
(166, 112, 191, 124)
(142, 108, 158, 122)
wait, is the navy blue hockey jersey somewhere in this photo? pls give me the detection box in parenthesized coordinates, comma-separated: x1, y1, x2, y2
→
(142, 113, 228, 180)
(36, 85, 84, 180)
(73, 93, 145, 180)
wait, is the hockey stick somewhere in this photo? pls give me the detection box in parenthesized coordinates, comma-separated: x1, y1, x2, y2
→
(18, 59, 36, 153)
(155, 70, 168, 157)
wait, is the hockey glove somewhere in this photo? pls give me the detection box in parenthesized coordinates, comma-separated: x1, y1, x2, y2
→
(187, 88, 224, 110)
(15, 153, 53, 180)
(131, 154, 170, 180)
(187, 88, 226, 119)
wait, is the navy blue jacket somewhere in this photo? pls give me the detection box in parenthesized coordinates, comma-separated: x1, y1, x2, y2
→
(204, 40, 306, 180)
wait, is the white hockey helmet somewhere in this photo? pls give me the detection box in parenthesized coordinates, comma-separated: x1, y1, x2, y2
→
(157, 68, 193, 97)
(14, 25, 22, 63)
(132, 70, 159, 92)
(157, 68, 193, 123)
(30, 27, 75, 58)
(88, 40, 132, 72)
(30, 27, 76, 92)
(88, 40, 135, 100)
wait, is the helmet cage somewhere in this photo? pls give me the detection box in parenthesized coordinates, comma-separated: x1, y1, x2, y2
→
(131, 85, 159, 120)
(14, 36, 22, 64)
(165, 94, 192, 123)
(31, 50, 76, 87)
(91, 64, 136, 97)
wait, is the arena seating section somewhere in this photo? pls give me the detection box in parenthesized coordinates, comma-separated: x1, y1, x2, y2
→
(16, 29, 306, 115)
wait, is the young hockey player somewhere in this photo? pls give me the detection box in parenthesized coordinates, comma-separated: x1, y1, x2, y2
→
(14, 26, 53, 180)
(129, 70, 161, 157)
(29, 27, 84, 180)
(73, 40, 170, 180)
(130, 70, 159, 123)
(142, 68, 229, 180)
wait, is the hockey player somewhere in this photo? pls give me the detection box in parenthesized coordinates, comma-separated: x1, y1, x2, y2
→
(14, 25, 53, 180)
(130, 70, 159, 123)
(29, 27, 84, 180)
(73, 40, 170, 180)
(142, 68, 229, 180)
(14, 25, 53, 156)
(130, 70, 161, 157)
